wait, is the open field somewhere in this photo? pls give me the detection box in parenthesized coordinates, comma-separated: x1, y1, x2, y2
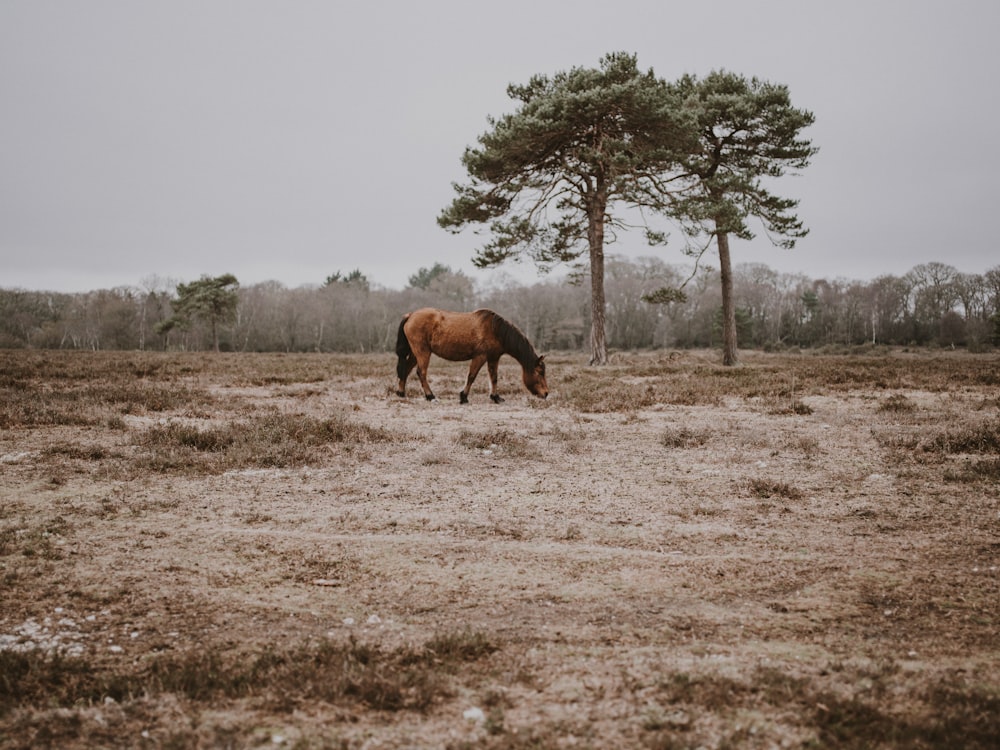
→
(1, 348, 998, 749)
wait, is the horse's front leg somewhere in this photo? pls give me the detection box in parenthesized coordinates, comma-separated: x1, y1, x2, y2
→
(460, 355, 488, 404)
(487, 357, 504, 403)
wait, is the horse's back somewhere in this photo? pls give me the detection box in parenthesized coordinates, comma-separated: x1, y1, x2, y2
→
(406, 307, 493, 322)
(403, 308, 498, 361)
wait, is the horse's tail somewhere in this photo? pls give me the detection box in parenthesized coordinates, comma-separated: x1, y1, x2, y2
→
(395, 313, 412, 379)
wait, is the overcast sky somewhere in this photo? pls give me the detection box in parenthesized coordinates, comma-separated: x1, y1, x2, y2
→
(2, 1, 998, 293)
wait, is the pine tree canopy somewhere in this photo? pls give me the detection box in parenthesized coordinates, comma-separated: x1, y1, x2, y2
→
(667, 71, 818, 249)
(438, 52, 694, 270)
(439, 54, 817, 366)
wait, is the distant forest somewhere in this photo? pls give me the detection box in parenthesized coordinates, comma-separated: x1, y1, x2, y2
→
(2, 258, 999, 353)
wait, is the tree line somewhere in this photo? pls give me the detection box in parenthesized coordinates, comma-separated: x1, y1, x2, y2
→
(3, 259, 998, 354)
(3, 53, 823, 363)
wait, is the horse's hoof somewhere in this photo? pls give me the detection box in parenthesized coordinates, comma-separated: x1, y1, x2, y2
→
(459, 392, 468, 404)
(396, 390, 406, 398)
(425, 394, 436, 401)
(490, 394, 504, 404)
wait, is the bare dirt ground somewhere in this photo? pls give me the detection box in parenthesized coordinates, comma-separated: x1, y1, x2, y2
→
(1, 349, 998, 748)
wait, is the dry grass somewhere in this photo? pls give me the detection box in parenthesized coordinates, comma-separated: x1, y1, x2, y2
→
(660, 426, 712, 448)
(746, 477, 805, 501)
(926, 419, 1000, 454)
(133, 412, 396, 475)
(1, 348, 998, 748)
(878, 393, 917, 413)
(456, 427, 532, 457)
(1, 629, 496, 713)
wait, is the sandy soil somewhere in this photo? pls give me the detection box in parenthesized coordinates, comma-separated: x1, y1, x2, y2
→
(1, 350, 997, 748)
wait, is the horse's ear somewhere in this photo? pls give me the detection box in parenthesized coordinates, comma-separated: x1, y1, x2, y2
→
(538, 355, 545, 362)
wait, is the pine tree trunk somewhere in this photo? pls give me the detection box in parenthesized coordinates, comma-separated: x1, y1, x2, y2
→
(717, 229, 739, 366)
(589, 243, 608, 365)
(587, 198, 608, 365)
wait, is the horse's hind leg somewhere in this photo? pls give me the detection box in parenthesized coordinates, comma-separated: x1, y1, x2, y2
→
(396, 353, 417, 397)
(487, 357, 504, 403)
(412, 348, 435, 401)
(460, 354, 487, 404)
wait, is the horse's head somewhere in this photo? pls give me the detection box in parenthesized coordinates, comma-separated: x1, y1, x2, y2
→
(523, 355, 548, 399)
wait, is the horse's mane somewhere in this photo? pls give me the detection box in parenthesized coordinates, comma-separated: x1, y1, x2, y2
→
(486, 311, 539, 366)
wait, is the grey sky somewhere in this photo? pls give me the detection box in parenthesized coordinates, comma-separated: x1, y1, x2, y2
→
(2, 0, 997, 293)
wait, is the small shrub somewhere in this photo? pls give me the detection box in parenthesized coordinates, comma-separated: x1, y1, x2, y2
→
(969, 457, 1000, 479)
(558, 369, 685, 412)
(570, 384, 659, 413)
(0, 649, 103, 710)
(457, 428, 530, 456)
(791, 400, 814, 415)
(417, 630, 499, 666)
(788, 435, 820, 458)
(1, 630, 498, 715)
(42, 444, 110, 461)
(767, 398, 813, 415)
(943, 457, 1000, 483)
(661, 426, 711, 448)
(926, 420, 1000, 454)
(106, 415, 128, 430)
(543, 424, 588, 453)
(747, 478, 804, 501)
(878, 394, 916, 413)
(134, 412, 397, 474)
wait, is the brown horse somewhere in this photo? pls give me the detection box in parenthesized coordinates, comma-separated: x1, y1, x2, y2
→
(395, 308, 548, 403)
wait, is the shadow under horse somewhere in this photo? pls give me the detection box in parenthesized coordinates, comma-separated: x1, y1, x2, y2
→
(395, 308, 548, 403)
